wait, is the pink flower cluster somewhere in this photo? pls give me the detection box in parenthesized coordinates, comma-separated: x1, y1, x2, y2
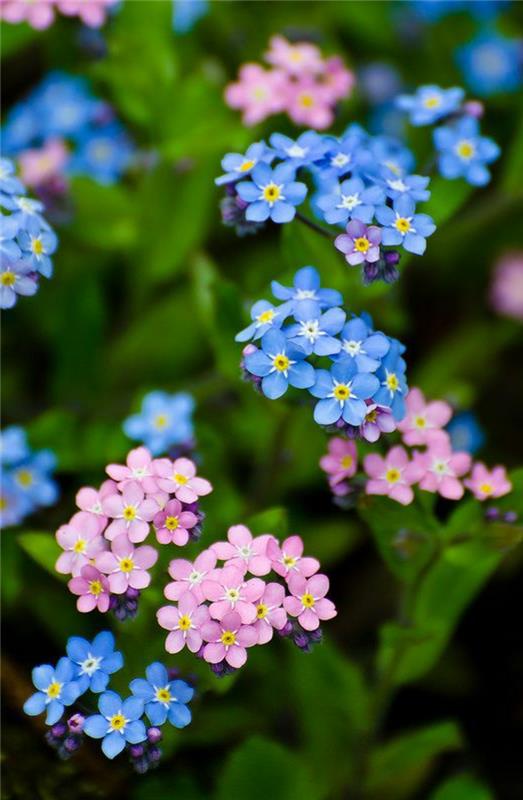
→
(320, 388, 512, 507)
(54, 447, 212, 613)
(0, 0, 118, 30)
(157, 526, 336, 671)
(18, 138, 69, 191)
(225, 35, 354, 129)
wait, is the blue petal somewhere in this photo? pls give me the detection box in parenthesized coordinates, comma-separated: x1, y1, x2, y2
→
(271, 280, 292, 301)
(61, 681, 82, 706)
(270, 202, 296, 223)
(283, 182, 307, 205)
(343, 317, 369, 341)
(365, 333, 390, 359)
(124, 720, 147, 744)
(288, 361, 316, 389)
(381, 228, 403, 246)
(236, 181, 260, 202)
(294, 266, 320, 291)
(46, 700, 64, 726)
(246, 201, 270, 222)
(352, 373, 380, 399)
(145, 661, 168, 688)
(145, 701, 168, 726)
(100, 651, 124, 675)
(66, 636, 89, 664)
(84, 714, 109, 739)
(91, 631, 115, 658)
(32, 665, 54, 691)
(318, 288, 343, 308)
(309, 369, 333, 399)
(245, 349, 272, 377)
(90, 671, 110, 694)
(99, 691, 122, 718)
(314, 336, 341, 357)
(55, 657, 74, 683)
(262, 371, 288, 399)
(403, 232, 426, 255)
(314, 398, 342, 425)
(332, 359, 357, 383)
(261, 327, 286, 355)
(235, 321, 257, 343)
(170, 679, 195, 704)
(129, 678, 155, 700)
(102, 731, 126, 759)
(342, 398, 367, 425)
(320, 307, 346, 335)
(168, 702, 192, 729)
(23, 692, 46, 716)
(122, 696, 145, 721)
(273, 162, 296, 183)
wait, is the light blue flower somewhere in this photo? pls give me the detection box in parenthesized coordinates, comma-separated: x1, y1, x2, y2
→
(456, 32, 523, 97)
(271, 266, 343, 318)
(0, 260, 38, 310)
(0, 474, 33, 528)
(17, 217, 58, 278)
(310, 359, 380, 426)
(23, 657, 82, 726)
(236, 162, 307, 223)
(0, 194, 45, 227)
(447, 411, 485, 455)
(0, 426, 30, 466)
(433, 116, 500, 186)
(33, 71, 102, 140)
(84, 691, 147, 759)
(316, 176, 386, 225)
(68, 124, 134, 185)
(378, 168, 431, 203)
(285, 306, 346, 357)
(66, 632, 124, 694)
(375, 194, 436, 255)
(130, 662, 194, 728)
(365, 133, 415, 179)
(373, 340, 408, 421)
(123, 391, 195, 456)
(0, 214, 22, 261)
(0, 159, 25, 196)
(244, 329, 315, 399)
(269, 131, 328, 168)
(235, 299, 291, 342)
(317, 130, 372, 179)
(334, 316, 390, 371)
(172, 0, 208, 34)
(215, 141, 273, 186)
(396, 85, 465, 126)
(11, 450, 59, 507)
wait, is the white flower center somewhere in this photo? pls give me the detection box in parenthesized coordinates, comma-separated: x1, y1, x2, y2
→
(337, 193, 361, 211)
(188, 570, 204, 585)
(287, 144, 307, 158)
(331, 153, 350, 168)
(388, 178, 408, 192)
(79, 653, 103, 676)
(294, 288, 317, 300)
(298, 319, 324, 343)
(342, 339, 364, 356)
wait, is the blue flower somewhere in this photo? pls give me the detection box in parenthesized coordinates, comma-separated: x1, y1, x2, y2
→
(1, 194, 46, 227)
(11, 450, 59, 507)
(0, 159, 25, 196)
(447, 411, 485, 455)
(364, 132, 415, 178)
(309, 359, 380, 426)
(271, 266, 342, 317)
(66, 632, 124, 694)
(433, 116, 500, 186)
(244, 329, 315, 399)
(317, 130, 372, 179)
(236, 162, 307, 223)
(1, 105, 38, 155)
(130, 662, 194, 728)
(375, 194, 436, 255)
(215, 141, 273, 186)
(172, 0, 208, 33)
(17, 217, 58, 278)
(457, 32, 522, 97)
(235, 299, 291, 342)
(334, 316, 390, 371)
(123, 391, 194, 456)
(269, 131, 328, 168)
(285, 306, 346, 357)
(316, 176, 386, 226)
(23, 657, 82, 726)
(68, 124, 134, 185)
(0, 474, 33, 528)
(373, 340, 408, 421)
(0, 426, 30, 466)
(33, 71, 102, 140)
(84, 691, 147, 759)
(0, 215, 22, 261)
(379, 168, 431, 203)
(0, 260, 38, 310)
(396, 85, 465, 126)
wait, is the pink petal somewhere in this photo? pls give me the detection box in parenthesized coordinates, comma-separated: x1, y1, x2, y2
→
(211, 542, 236, 560)
(153, 458, 172, 479)
(173, 458, 196, 479)
(255, 620, 273, 645)
(68, 577, 88, 595)
(165, 630, 186, 654)
(268, 608, 287, 630)
(388, 446, 409, 469)
(128, 569, 151, 590)
(263, 582, 285, 606)
(225, 645, 247, 668)
(56, 525, 77, 549)
(104, 519, 127, 540)
(127, 519, 150, 543)
(307, 573, 329, 599)
(234, 600, 257, 624)
(175, 486, 198, 504)
(75, 486, 98, 511)
(55, 551, 74, 574)
(427, 400, 452, 427)
(157, 606, 180, 630)
(139, 498, 159, 521)
(95, 552, 118, 574)
(236, 624, 259, 647)
(168, 559, 192, 580)
(185, 629, 203, 653)
(315, 598, 337, 621)
(164, 582, 188, 601)
(364, 453, 385, 478)
(228, 524, 252, 547)
(201, 580, 224, 602)
(111, 533, 133, 558)
(128, 447, 151, 470)
(178, 591, 198, 615)
(221, 611, 242, 631)
(451, 453, 472, 476)
(106, 464, 130, 482)
(102, 493, 124, 517)
(243, 578, 265, 602)
(389, 484, 414, 505)
(204, 642, 226, 664)
(210, 600, 233, 620)
(299, 608, 320, 631)
(248, 555, 272, 577)
(439, 476, 464, 500)
(283, 596, 303, 617)
(77, 595, 98, 612)
(195, 550, 218, 571)
(287, 573, 307, 597)
(172, 528, 190, 546)
(133, 545, 158, 570)
(299, 557, 320, 577)
(123, 481, 144, 506)
(201, 620, 223, 643)
(108, 572, 128, 594)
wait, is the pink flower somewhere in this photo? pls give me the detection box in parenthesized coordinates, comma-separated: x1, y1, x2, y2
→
(265, 35, 323, 75)
(55, 511, 107, 577)
(157, 591, 210, 654)
(286, 79, 334, 129)
(283, 574, 337, 631)
(397, 388, 452, 446)
(68, 565, 111, 613)
(225, 64, 288, 126)
(153, 457, 212, 504)
(106, 447, 159, 494)
(18, 138, 69, 189)
(322, 56, 355, 102)
(55, 0, 117, 27)
(0, 0, 56, 30)
(164, 550, 218, 603)
(153, 499, 197, 546)
(95, 533, 158, 594)
(201, 610, 258, 668)
(320, 437, 358, 486)
(464, 462, 512, 501)
(267, 535, 320, 580)
(201, 565, 265, 624)
(211, 524, 273, 576)
(415, 437, 471, 500)
(102, 481, 158, 543)
(75, 479, 116, 534)
(489, 252, 523, 321)
(252, 582, 287, 645)
(364, 445, 424, 506)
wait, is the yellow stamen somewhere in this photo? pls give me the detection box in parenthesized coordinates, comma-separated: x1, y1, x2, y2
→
(353, 236, 370, 253)
(257, 309, 275, 324)
(340, 455, 353, 469)
(301, 593, 315, 608)
(1, 271, 16, 287)
(273, 354, 290, 372)
(73, 539, 86, 554)
(333, 384, 351, 401)
(109, 713, 126, 731)
(256, 603, 268, 619)
(395, 217, 411, 233)
(123, 506, 136, 521)
(165, 515, 179, 531)
(220, 630, 236, 646)
(480, 482, 493, 495)
(155, 687, 171, 703)
(89, 580, 103, 596)
(178, 614, 192, 631)
(46, 681, 62, 699)
(386, 373, 399, 392)
(119, 557, 134, 573)
(239, 159, 255, 172)
(385, 468, 401, 484)
(262, 182, 281, 203)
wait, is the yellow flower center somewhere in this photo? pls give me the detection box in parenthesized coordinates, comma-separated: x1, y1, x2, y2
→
(301, 593, 315, 608)
(257, 309, 275, 324)
(0, 497, 7, 510)
(414, 415, 426, 428)
(1, 271, 16, 287)
(165, 515, 179, 531)
(221, 630, 236, 646)
(340, 455, 353, 469)
(46, 681, 62, 699)
(366, 409, 378, 423)
(299, 92, 314, 108)
(31, 237, 44, 255)
(252, 86, 268, 101)
(239, 159, 255, 172)
(155, 687, 172, 703)
(16, 469, 33, 487)
(154, 414, 168, 429)
(109, 713, 126, 731)
(89, 579, 103, 596)
(123, 506, 136, 521)
(256, 603, 268, 619)
(73, 539, 86, 554)
(353, 236, 370, 253)
(385, 468, 401, 484)
(333, 384, 351, 401)
(174, 472, 188, 485)
(386, 373, 399, 392)
(480, 482, 493, 496)
(423, 96, 441, 108)
(273, 354, 290, 372)
(262, 182, 282, 203)
(395, 217, 411, 233)
(290, 50, 303, 63)
(283, 555, 297, 567)
(456, 140, 475, 160)
(178, 614, 192, 631)
(119, 557, 134, 573)
(226, 588, 240, 602)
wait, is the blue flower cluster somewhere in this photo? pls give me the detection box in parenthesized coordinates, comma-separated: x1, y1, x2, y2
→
(23, 632, 194, 770)
(0, 158, 58, 309)
(123, 390, 195, 456)
(2, 72, 134, 185)
(237, 266, 408, 430)
(456, 31, 523, 97)
(0, 426, 59, 527)
(396, 84, 500, 186)
(217, 124, 436, 282)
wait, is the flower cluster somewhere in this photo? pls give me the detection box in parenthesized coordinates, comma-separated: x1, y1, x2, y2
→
(237, 266, 408, 430)
(0, 158, 58, 308)
(0, 0, 118, 30)
(0, 425, 59, 528)
(396, 83, 500, 186)
(216, 123, 437, 279)
(225, 35, 354, 129)
(157, 525, 337, 674)
(23, 631, 194, 771)
(320, 387, 512, 506)
(2, 72, 134, 193)
(56, 447, 212, 618)
(123, 390, 195, 456)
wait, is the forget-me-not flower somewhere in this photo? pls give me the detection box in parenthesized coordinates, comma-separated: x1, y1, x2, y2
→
(123, 391, 195, 456)
(433, 115, 500, 186)
(235, 299, 291, 342)
(375, 194, 436, 255)
(271, 266, 343, 317)
(373, 340, 408, 421)
(244, 329, 315, 399)
(316, 176, 386, 225)
(130, 661, 194, 728)
(23, 657, 82, 725)
(286, 306, 346, 357)
(84, 691, 147, 759)
(310, 359, 380, 426)
(269, 131, 328, 168)
(17, 216, 58, 278)
(236, 162, 307, 223)
(215, 141, 273, 186)
(66, 631, 124, 694)
(396, 85, 465, 126)
(334, 316, 390, 371)
(456, 32, 523, 97)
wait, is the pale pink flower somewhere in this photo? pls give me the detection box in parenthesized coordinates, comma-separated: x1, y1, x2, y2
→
(68, 564, 111, 613)
(252, 582, 287, 645)
(55, 511, 106, 577)
(153, 457, 212, 504)
(464, 462, 512, 501)
(489, 252, 523, 322)
(201, 565, 265, 624)
(265, 35, 323, 75)
(267, 535, 319, 580)
(18, 138, 69, 189)
(95, 532, 158, 594)
(153, 498, 197, 546)
(286, 79, 334, 129)
(106, 446, 158, 494)
(75, 479, 116, 534)
(157, 591, 210, 654)
(225, 64, 288, 126)
(414, 437, 471, 500)
(55, 0, 117, 27)
(283, 573, 337, 632)
(164, 550, 218, 603)
(0, 0, 56, 30)
(320, 437, 357, 486)
(364, 445, 424, 506)
(322, 56, 355, 102)
(102, 481, 158, 543)
(201, 610, 258, 668)
(211, 524, 273, 576)
(397, 387, 452, 446)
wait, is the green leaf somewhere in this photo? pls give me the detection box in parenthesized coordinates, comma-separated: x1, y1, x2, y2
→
(366, 721, 463, 800)
(215, 736, 320, 800)
(68, 178, 137, 250)
(430, 775, 494, 800)
(247, 507, 288, 538)
(18, 531, 64, 581)
(424, 176, 473, 229)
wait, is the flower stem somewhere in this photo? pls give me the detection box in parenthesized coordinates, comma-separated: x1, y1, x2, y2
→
(295, 211, 334, 240)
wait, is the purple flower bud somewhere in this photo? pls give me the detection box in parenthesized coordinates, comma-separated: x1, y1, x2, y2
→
(463, 100, 484, 119)
(129, 744, 145, 759)
(132, 756, 149, 774)
(147, 727, 163, 744)
(362, 260, 380, 285)
(293, 632, 310, 649)
(67, 713, 85, 733)
(50, 722, 67, 738)
(148, 746, 162, 763)
(63, 735, 82, 754)
(278, 621, 294, 638)
(242, 343, 258, 358)
(485, 507, 500, 521)
(384, 249, 401, 266)
(126, 587, 141, 600)
(167, 667, 180, 681)
(504, 511, 518, 524)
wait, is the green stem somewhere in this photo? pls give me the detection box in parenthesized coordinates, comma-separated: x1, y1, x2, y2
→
(295, 211, 334, 240)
